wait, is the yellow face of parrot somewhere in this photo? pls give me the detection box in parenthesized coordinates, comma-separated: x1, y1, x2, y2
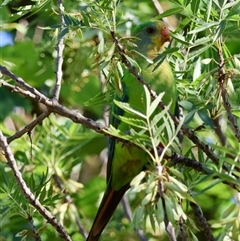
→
(133, 20, 171, 59)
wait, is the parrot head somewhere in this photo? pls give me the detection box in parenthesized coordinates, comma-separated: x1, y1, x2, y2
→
(133, 20, 170, 58)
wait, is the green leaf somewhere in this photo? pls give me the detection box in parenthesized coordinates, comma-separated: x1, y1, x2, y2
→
(213, 20, 226, 42)
(1, 0, 12, 6)
(226, 1, 240, 19)
(59, 27, 69, 39)
(144, 85, 151, 117)
(164, 194, 175, 224)
(188, 44, 212, 60)
(84, 90, 114, 107)
(224, 157, 240, 169)
(97, 37, 105, 54)
(156, 199, 164, 223)
(141, 193, 152, 205)
(124, 54, 140, 69)
(132, 206, 144, 229)
(191, 36, 211, 47)
(188, 22, 219, 34)
(184, 109, 196, 125)
(153, 7, 184, 19)
(131, 172, 146, 187)
(232, 109, 240, 117)
(147, 92, 165, 118)
(184, 0, 191, 7)
(63, 13, 82, 26)
(153, 47, 179, 71)
(117, 116, 148, 130)
(114, 100, 146, 119)
(171, 33, 190, 46)
(105, 43, 116, 61)
(191, 0, 200, 15)
(197, 109, 214, 127)
(179, 100, 194, 110)
(221, 203, 237, 219)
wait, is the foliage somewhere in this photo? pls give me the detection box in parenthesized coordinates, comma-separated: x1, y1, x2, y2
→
(0, 0, 240, 241)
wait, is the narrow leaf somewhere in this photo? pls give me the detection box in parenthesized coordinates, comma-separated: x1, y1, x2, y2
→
(153, 7, 184, 19)
(188, 22, 218, 34)
(147, 92, 165, 118)
(114, 100, 146, 119)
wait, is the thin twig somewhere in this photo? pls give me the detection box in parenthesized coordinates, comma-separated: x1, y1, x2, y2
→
(7, 109, 51, 144)
(0, 65, 47, 100)
(28, 214, 42, 241)
(0, 69, 106, 134)
(52, 174, 88, 239)
(121, 195, 132, 220)
(151, 0, 172, 27)
(121, 196, 148, 241)
(212, 116, 226, 146)
(52, 0, 65, 100)
(1, 79, 41, 101)
(178, 216, 188, 241)
(218, 42, 240, 141)
(0, 131, 72, 241)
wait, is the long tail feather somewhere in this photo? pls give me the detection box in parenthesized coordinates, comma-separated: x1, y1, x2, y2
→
(86, 184, 129, 241)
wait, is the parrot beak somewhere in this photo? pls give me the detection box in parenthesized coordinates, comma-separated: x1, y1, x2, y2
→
(161, 26, 171, 43)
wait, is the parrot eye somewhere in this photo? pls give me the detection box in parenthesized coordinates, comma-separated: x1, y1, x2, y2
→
(146, 26, 156, 34)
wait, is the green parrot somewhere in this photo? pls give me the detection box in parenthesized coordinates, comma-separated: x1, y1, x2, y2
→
(87, 20, 177, 241)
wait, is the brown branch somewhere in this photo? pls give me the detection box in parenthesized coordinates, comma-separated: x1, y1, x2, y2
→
(218, 43, 240, 141)
(212, 116, 226, 146)
(178, 216, 188, 241)
(0, 131, 72, 241)
(7, 109, 51, 144)
(0, 65, 47, 101)
(1, 79, 42, 100)
(28, 214, 42, 241)
(190, 202, 216, 241)
(168, 150, 239, 191)
(169, 151, 210, 174)
(221, 89, 240, 140)
(0, 67, 106, 134)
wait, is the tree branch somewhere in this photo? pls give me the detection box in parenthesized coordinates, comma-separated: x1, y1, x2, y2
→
(28, 214, 42, 241)
(217, 42, 240, 141)
(0, 131, 72, 241)
(7, 109, 51, 144)
(0, 66, 106, 134)
(190, 202, 216, 241)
